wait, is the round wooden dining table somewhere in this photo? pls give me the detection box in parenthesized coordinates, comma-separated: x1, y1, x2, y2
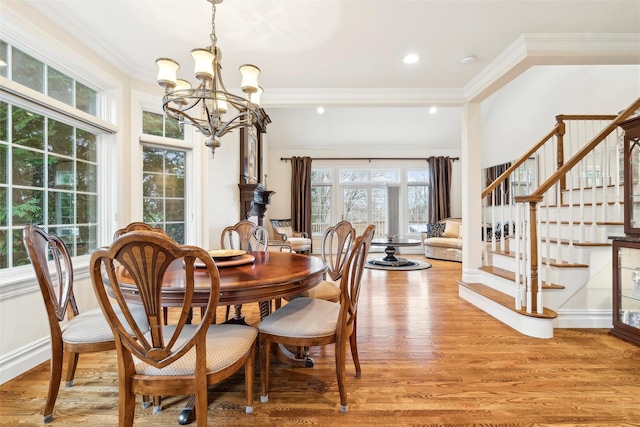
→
(115, 250, 327, 312)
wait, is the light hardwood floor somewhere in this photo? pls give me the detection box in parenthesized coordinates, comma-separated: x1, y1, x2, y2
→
(1, 256, 639, 426)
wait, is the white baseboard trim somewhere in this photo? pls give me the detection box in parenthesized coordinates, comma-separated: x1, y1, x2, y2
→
(0, 337, 50, 384)
(555, 309, 613, 329)
(459, 284, 554, 339)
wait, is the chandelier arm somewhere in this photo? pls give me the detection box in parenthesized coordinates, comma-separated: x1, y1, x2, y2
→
(213, 112, 254, 138)
(163, 104, 213, 137)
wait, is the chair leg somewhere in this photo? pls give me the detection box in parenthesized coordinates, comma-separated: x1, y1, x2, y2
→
(225, 305, 231, 321)
(335, 339, 349, 413)
(152, 396, 162, 414)
(119, 376, 136, 427)
(245, 343, 255, 413)
(163, 307, 168, 324)
(141, 395, 151, 409)
(43, 346, 64, 423)
(64, 352, 79, 387)
(349, 322, 361, 377)
(259, 334, 270, 403)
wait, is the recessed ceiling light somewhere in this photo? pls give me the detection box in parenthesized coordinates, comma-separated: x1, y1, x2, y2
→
(429, 106, 438, 114)
(460, 55, 476, 65)
(317, 106, 325, 114)
(403, 53, 420, 64)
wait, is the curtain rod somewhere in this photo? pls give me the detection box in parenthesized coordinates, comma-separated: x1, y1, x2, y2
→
(280, 157, 460, 162)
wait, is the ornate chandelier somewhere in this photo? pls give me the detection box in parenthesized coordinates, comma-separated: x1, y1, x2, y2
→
(155, 0, 269, 157)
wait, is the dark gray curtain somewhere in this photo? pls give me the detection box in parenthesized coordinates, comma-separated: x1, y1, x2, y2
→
(291, 156, 312, 244)
(427, 156, 453, 223)
(486, 162, 511, 205)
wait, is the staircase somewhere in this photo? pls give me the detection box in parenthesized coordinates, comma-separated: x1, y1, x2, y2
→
(459, 98, 640, 338)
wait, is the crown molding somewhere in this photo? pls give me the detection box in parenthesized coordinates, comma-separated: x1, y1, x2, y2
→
(262, 87, 467, 108)
(465, 33, 640, 103)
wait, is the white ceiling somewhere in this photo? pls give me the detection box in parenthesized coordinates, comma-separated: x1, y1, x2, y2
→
(14, 0, 640, 150)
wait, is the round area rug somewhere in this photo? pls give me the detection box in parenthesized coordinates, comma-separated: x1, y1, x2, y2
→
(364, 259, 432, 271)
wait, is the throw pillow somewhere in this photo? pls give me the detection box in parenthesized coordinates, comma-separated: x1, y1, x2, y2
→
(274, 226, 293, 238)
(426, 222, 445, 238)
(442, 220, 460, 238)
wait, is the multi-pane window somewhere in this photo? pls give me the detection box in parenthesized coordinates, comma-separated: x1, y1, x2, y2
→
(141, 110, 186, 244)
(340, 169, 397, 235)
(407, 169, 429, 233)
(310, 165, 431, 237)
(0, 101, 99, 269)
(0, 40, 103, 271)
(311, 169, 332, 236)
(2, 41, 98, 116)
(142, 110, 183, 140)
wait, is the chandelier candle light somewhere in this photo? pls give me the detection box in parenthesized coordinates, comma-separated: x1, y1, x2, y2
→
(156, 0, 269, 157)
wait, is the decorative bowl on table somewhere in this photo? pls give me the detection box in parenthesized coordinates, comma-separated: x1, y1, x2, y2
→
(207, 249, 246, 260)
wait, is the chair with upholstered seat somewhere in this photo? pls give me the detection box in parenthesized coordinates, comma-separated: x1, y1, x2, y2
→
(258, 224, 375, 413)
(285, 220, 356, 303)
(90, 230, 257, 427)
(23, 225, 150, 423)
(270, 219, 312, 254)
(220, 221, 269, 322)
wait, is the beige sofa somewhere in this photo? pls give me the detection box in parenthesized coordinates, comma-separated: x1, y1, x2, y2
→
(420, 218, 462, 262)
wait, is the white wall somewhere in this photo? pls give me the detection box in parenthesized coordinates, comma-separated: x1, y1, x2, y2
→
(481, 65, 640, 168)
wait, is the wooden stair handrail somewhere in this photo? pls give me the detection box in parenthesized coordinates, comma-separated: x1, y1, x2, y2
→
(525, 97, 640, 200)
(482, 125, 560, 198)
(483, 113, 629, 200)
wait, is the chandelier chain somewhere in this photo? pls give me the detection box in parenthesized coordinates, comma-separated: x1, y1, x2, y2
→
(210, 0, 217, 52)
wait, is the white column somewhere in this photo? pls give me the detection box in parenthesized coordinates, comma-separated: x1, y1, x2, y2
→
(461, 102, 483, 282)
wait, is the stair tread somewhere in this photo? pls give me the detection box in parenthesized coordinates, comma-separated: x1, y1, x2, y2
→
(500, 237, 610, 247)
(487, 250, 589, 268)
(547, 201, 623, 208)
(479, 265, 565, 289)
(458, 281, 557, 319)
(545, 220, 623, 225)
(538, 238, 611, 247)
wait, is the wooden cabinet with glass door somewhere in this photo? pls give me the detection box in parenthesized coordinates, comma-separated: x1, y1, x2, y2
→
(610, 116, 640, 345)
(611, 239, 640, 345)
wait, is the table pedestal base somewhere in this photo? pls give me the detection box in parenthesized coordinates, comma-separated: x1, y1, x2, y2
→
(369, 245, 412, 267)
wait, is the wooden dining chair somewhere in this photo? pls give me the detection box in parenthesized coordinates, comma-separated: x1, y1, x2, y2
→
(90, 230, 257, 427)
(258, 224, 375, 413)
(22, 225, 150, 423)
(113, 221, 168, 241)
(112, 222, 189, 325)
(220, 220, 269, 322)
(220, 220, 269, 252)
(285, 220, 356, 303)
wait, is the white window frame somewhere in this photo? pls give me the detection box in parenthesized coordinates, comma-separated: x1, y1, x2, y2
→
(131, 92, 203, 246)
(0, 14, 120, 296)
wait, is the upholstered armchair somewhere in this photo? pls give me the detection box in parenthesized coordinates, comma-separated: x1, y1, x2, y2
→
(269, 219, 311, 254)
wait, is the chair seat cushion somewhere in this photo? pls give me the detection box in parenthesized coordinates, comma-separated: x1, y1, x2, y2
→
(258, 297, 339, 338)
(273, 226, 293, 238)
(62, 304, 149, 345)
(135, 324, 257, 376)
(422, 237, 462, 249)
(285, 281, 340, 302)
